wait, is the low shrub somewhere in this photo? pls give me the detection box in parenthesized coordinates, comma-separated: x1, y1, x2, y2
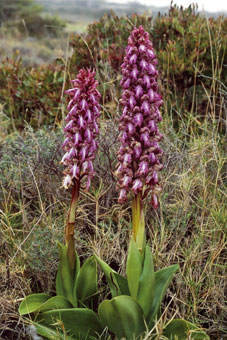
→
(0, 55, 66, 130)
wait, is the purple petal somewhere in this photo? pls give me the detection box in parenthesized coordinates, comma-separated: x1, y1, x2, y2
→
(132, 179, 143, 193)
(151, 194, 159, 209)
(148, 120, 157, 133)
(85, 127, 92, 142)
(90, 93, 96, 104)
(131, 66, 139, 80)
(138, 161, 148, 175)
(85, 109, 92, 121)
(123, 78, 131, 89)
(133, 113, 143, 127)
(147, 49, 155, 59)
(122, 175, 132, 187)
(129, 54, 137, 64)
(73, 88, 80, 101)
(63, 174, 72, 189)
(135, 85, 143, 99)
(70, 164, 80, 179)
(118, 188, 127, 204)
(67, 99, 74, 110)
(64, 120, 74, 131)
(81, 99, 87, 110)
(143, 75, 151, 89)
(74, 132, 82, 145)
(134, 144, 142, 158)
(140, 133, 150, 146)
(78, 115, 85, 129)
(148, 63, 156, 75)
(69, 147, 77, 158)
(61, 152, 69, 164)
(85, 176, 91, 191)
(94, 105, 100, 116)
(62, 137, 70, 148)
(149, 153, 156, 164)
(123, 153, 132, 165)
(127, 122, 135, 134)
(129, 95, 136, 109)
(68, 104, 77, 116)
(148, 89, 155, 102)
(140, 59, 147, 70)
(80, 147, 87, 161)
(139, 44, 146, 53)
(141, 101, 150, 115)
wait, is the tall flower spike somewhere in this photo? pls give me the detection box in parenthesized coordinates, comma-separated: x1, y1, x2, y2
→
(62, 68, 101, 191)
(62, 69, 100, 269)
(117, 26, 163, 212)
(117, 26, 163, 249)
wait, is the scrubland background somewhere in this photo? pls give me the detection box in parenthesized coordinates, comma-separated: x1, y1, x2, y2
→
(0, 1, 226, 339)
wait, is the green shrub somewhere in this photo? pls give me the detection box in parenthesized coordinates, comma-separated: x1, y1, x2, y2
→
(0, 54, 66, 130)
(70, 6, 227, 131)
(153, 4, 227, 131)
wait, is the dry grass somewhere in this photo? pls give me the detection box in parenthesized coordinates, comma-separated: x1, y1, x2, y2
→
(0, 109, 226, 339)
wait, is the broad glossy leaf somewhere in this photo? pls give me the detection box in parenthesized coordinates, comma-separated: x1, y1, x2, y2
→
(36, 308, 104, 339)
(56, 250, 80, 298)
(111, 272, 130, 295)
(148, 264, 179, 328)
(98, 295, 146, 340)
(19, 294, 50, 315)
(76, 256, 97, 306)
(163, 319, 210, 339)
(94, 254, 118, 297)
(137, 244, 155, 319)
(126, 239, 142, 299)
(33, 322, 72, 340)
(57, 243, 76, 306)
(56, 266, 64, 297)
(73, 249, 81, 289)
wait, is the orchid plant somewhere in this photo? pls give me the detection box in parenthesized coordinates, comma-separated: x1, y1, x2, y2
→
(19, 69, 104, 339)
(94, 25, 209, 340)
(19, 27, 209, 340)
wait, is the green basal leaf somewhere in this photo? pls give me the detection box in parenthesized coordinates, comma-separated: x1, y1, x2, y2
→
(36, 308, 104, 340)
(98, 295, 146, 340)
(126, 239, 143, 299)
(56, 266, 64, 297)
(163, 319, 210, 340)
(19, 293, 51, 315)
(111, 272, 130, 296)
(33, 322, 74, 340)
(73, 249, 80, 290)
(94, 254, 118, 297)
(148, 264, 179, 329)
(137, 244, 155, 319)
(57, 243, 76, 307)
(76, 256, 97, 307)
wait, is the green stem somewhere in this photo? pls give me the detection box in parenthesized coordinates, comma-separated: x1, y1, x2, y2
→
(65, 179, 80, 271)
(132, 193, 145, 251)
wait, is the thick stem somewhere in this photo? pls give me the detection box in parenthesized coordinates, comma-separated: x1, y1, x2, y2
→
(65, 179, 80, 271)
(132, 193, 145, 251)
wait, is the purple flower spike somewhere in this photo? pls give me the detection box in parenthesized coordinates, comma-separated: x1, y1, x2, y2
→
(62, 68, 100, 189)
(116, 26, 163, 208)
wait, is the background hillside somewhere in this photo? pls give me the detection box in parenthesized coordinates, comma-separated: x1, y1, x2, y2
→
(36, 0, 226, 20)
